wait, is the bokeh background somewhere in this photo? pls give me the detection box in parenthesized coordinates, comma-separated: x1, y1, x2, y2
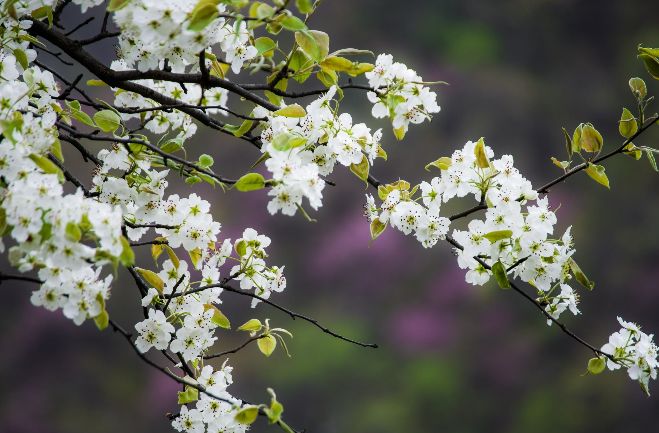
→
(2, 1, 659, 432)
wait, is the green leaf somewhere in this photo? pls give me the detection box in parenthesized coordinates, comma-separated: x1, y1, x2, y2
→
(31, 5, 53, 27)
(618, 108, 638, 139)
(350, 154, 369, 182)
(319, 56, 350, 71)
(119, 235, 135, 266)
(93, 309, 109, 331)
(307, 30, 329, 60)
(65, 221, 82, 243)
(295, 0, 314, 14)
(225, 119, 254, 138)
(474, 137, 490, 168)
(135, 267, 165, 293)
(51, 138, 64, 162)
(151, 241, 164, 262)
(584, 163, 610, 189)
(320, 56, 372, 76)
(551, 157, 570, 170)
(491, 261, 510, 289)
(288, 49, 312, 83)
(645, 149, 658, 172)
(393, 126, 406, 141)
(294, 31, 322, 62)
(254, 37, 276, 57)
(574, 123, 603, 153)
(273, 104, 306, 118)
(93, 110, 121, 133)
(568, 258, 595, 290)
(235, 406, 260, 425)
(205, 304, 231, 329)
(86, 79, 107, 87)
(177, 386, 199, 404)
(628, 77, 647, 100)
(238, 318, 263, 333)
(107, 0, 132, 11)
(12, 48, 28, 70)
(280, 15, 307, 31)
(164, 245, 180, 269)
(265, 388, 284, 424)
(258, 334, 277, 356)
(271, 132, 306, 152)
(316, 69, 337, 87)
(198, 154, 214, 168)
(187, 0, 220, 32)
(587, 357, 606, 375)
(483, 230, 513, 243)
(189, 247, 202, 269)
(425, 156, 452, 171)
(235, 239, 247, 257)
(638, 46, 659, 80)
(235, 173, 266, 192)
(622, 143, 642, 160)
(370, 218, 387, 240)
(28, 154, 64, 182)
(70, 109, 95, 127)
(376, 145, 387, 161)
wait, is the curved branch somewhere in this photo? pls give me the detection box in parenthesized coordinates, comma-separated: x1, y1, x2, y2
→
(169, 282, 378, 349)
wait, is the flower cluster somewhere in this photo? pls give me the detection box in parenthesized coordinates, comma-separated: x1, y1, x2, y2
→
(92, 144, 223, 255)
(601, 317, 658, 394)
(0, 51, 124, 327)
(365, 53, 441, 137)
(367, 139, 581, 325)
(113, 1, 257, 73)
(254, 86, 383, 216)
(365, 181, 451, 248)
(172, 364, 247, 433)
(134, 226, 285, 359)
(2, 5, 292, 426)
(109, 58, 230, 142)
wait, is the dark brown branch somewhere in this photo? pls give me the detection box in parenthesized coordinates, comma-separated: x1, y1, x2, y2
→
(536, 114, 659, 194)
(171, 282, 378, 349)
(204, 335, 264, 360)
(0, 272, 42, 285)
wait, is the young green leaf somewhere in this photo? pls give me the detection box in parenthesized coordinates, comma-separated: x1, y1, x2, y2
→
(187, 0, 220, 32)
(584, 163, 610, 189)
(135, 268, 165, 293)
(483, 230, 513, 243)
(235, 173, 266, 192)
(370, 218, 387, 240)
(587, 357, 606, 374)
(491, 261, 510, 289)
(280, 15, 307, 31)
(257, 334, 277, 356)
(238, 319, 263, 333)
(629, 77, 647, 99)
(619, 108, 638, 139)
(93, 309, 109, 331)
(568, 258, 595, 290)
(274, 104, 306, 118)
(93, 110, 121, 133)
(119, 235, 135, 266)
(235, 406, 260, 425)
(350, 154, 369, 182)
(204, 304, 231, 329)
(177, 386, 199, 404)
(107, 0, 131, 11)
(425, 157, 452, 171)
(28, 154, 64, 182)
(474, 137, 490, 168)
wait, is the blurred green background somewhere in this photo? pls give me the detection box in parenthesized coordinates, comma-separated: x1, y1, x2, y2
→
(2, 1, 659, 432)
